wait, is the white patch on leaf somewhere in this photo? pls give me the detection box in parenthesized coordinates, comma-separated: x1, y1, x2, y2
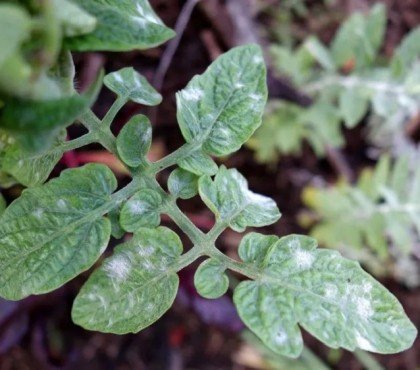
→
(181, 87, 204, 101)
(355, 332, 377, 351)
(129, 200, 146, 214)
(356, 297, 374, 319)
(105, 256, 131, 281)
(294, 250, 314, 269)
(33, 208, 44, 219)
(57, 199, 66, 208)
(273, 328, 288, 345)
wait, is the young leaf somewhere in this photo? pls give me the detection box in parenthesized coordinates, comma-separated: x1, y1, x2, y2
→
(72, 227, 183, 334)
(391, 27, 420, 77)
(178, 150, 218, 176)
(198, 166, 280, 232)
(120, 189, 162, 232)
(304, 36, 335, 71)
(0, 164, 117, 300)
(116, 115, 152, 167)
(0, 70, 102, 152)
(52, 0, 97, 37)
(338, 88, 369, 128)
(1, 130, 66, 187)
(65, 0, 175, 51)
(176, 44, 267, 157)
(168, 168, 198, 200)
(0, 4, 30, 68)
(234, 233, 417, 357)
(104, 67, 162, 105)
(194, 259, 229, 299)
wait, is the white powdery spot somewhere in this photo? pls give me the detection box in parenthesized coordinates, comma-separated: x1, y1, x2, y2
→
(33, 208, 44, 219)
(145, 303, 154, 311)
(249, 93, 262, 102)
(114, 73, 124, 84)
(235, 82, 245, 89)
(57, 199, 66, 208)
(273, 328, 288, 345)
(324, 284, 338, 299)
(294, 249, 314, 269)
(253, 55, 263, 64)
(246, 191, 274, 208)
(356, 297, 374, 319)
(134, 77, 142, 88)
(142, 259, 155, 271)
(138, 245, 154, 257)
(18, 160, 23, 167)
(362, 282, 373, 294)
(355, 332, 377, 351)
(129, 200, 146, 214)
(105, 256, 131, 281)
(181, 87, 204, 102)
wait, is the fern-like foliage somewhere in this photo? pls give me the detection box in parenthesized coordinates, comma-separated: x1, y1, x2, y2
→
(250, 4, 420, 162)
(303, 155, 420, 286)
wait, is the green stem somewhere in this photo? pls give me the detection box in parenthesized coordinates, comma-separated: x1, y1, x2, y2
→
(59, 133, 96, 152)
(149, 142, 198, 173)
(353, 349, 384, 370)
(174, 246, 204, 271)
(102, 97, 127, 128)
(205, 220, 227, 244)
(80, 110, 118, 155)
(206, 247, 260, 280)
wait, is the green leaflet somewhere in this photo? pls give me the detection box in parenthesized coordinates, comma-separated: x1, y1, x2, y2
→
(0, 164, 117, 300)
(391, 28, 420, 77)
(120, 189, 162, 232)
(338, 88, 369, 128)
(198, 166, 280, 232)
(303, 36, 335, 71)
(194, 259, 229, 299)
(52, 0, 97, 37)
(104, 67, 162, 105)
(117, 115, 152, 167)
(331, 3, 386, 69)
(72, 227, 182, 334)
(0, 70, 102, 152)
(65, 0, 175, 51)
(1, 130, 66, 187)
(176, 44, 267, 157)
(0, 4, 30, 68)
(234, 233, 417, 357)
(178, 150, 218, 176)
(168, 168, 198, 200)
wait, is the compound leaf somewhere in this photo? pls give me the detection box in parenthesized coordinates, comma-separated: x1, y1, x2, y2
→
(234, 233, 417, 357)
(198, 166, 280, 232)
(0, 164, 117, 300)
(168, 168, 198, 199)
(176, 44, 267, 157)
(120, 189, 162, 232)
(104, 67, 162, 105)
(66, 0, 175, 51)
(194, 259, 229, 299)
(117, 115, 152, 167)
(72, 227, 183, 334)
